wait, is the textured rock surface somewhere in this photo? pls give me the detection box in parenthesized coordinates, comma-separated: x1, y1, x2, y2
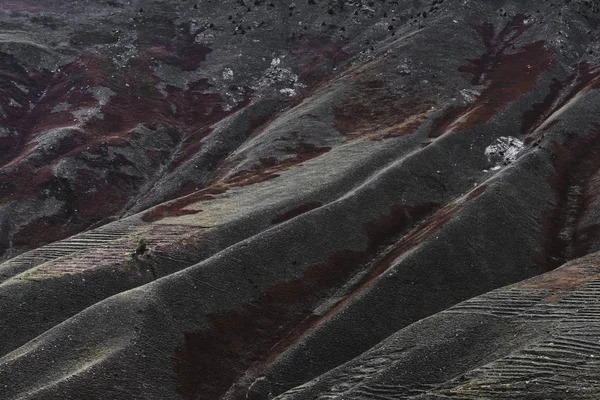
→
(2, 0, 600, 399)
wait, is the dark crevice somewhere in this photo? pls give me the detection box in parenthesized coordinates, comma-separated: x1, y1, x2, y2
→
(537, 128, 600, 272)
(521, 62, 600, 143)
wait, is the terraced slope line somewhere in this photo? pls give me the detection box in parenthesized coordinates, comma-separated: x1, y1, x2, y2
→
(274, 252, 600, 400)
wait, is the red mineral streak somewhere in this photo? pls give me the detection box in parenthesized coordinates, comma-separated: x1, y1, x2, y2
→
(0, 36, 250, 251)
(142, 144, 331, 222)
(334, 79, 433, 140)
(263, 185, 488, 365)
(172, 200, 446, 399)
(291, 35, 351, 86)
(430, 15, 556, 138)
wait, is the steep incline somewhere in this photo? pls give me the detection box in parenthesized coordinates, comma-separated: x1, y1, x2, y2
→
(275, 253, 600, 400)
(2, 0, 600, 399)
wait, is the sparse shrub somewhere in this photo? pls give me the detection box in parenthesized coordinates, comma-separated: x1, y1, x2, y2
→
(135, 238, 147, 256)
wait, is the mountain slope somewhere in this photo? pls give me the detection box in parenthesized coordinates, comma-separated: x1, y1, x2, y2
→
(2, 0, 600, 399)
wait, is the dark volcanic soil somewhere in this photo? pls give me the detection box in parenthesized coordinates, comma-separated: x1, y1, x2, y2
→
(2, 0, 600, 399)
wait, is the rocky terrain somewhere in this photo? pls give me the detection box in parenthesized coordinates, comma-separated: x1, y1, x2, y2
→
(2, 0, 600, 398)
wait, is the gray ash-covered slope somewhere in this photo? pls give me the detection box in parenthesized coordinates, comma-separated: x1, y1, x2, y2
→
(2, 0, 600, 399)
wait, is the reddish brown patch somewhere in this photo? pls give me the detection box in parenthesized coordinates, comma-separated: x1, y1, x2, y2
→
(172, 200, 443, 399)
(362, 203, 440, 247)
(334, 78, 433, 140)
(283, 142, 331, 162)
(0, 2, 41, 11)
(247, 113, 280, 139)
(334, 92, 432, 140)
(223, 145, 330, 187)
(430, 15, 556, 138)
(467, 184, 488, 201)
(164, 42, 212, 72)
(282, 185, 489, 344)
(460, 14, 533, 86)
(353, 202, 460, 293)
(536, 127, 600, 272)
(142, 143, 330, 222)
(0, 36, 255, 252)
(0, 22, 260, 255)
(150, 208, 202, 220)
(59, 50, 247, 173)
(133, 105, 280, 211)
(521, 62, 600, 142)
(291, 35, 351, 86)
(428, 106, 466, 139)
(0, 54, 54, 167)
(272, 202, 323, 224)
(520, 256, 600, 292)
(12, 216, 84, 249)
(521, 78, 563, 135)
(173, 250, 364, 400)
(141, 187, 226, 223)
(11, 176, 80, 249)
